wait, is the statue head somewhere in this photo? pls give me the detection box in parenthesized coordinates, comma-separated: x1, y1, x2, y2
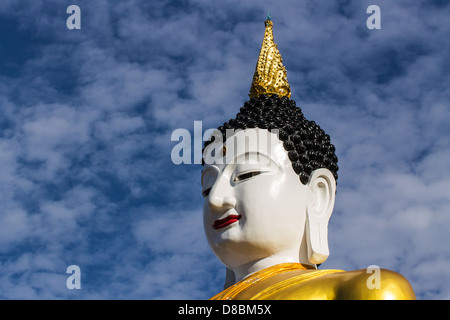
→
(201, 18, 339, 284)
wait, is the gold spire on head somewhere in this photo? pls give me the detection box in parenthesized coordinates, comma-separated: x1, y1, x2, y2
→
(249, 16, 291, 99)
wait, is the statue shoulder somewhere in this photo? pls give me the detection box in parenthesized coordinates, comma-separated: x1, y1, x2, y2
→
(334, 268, 416, 300)
(234, 267, 415, 300)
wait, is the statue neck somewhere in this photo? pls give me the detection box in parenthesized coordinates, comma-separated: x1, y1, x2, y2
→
(233, 254, 301, 283)
(231, 234, 314, 284)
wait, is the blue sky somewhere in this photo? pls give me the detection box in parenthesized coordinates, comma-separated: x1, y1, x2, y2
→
(0, 0, 449, 299)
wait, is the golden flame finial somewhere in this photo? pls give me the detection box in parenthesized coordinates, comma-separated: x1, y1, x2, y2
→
(249, 17, 291, 99)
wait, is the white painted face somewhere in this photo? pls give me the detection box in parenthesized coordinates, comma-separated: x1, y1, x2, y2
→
(201, 128, 312, 270)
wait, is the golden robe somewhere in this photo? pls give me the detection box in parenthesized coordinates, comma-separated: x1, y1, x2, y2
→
(210, 263, 415, 300)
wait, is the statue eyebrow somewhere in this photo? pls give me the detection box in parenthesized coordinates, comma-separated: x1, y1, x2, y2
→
(201, 166, 218, 185)
(228, 152, 281, 170)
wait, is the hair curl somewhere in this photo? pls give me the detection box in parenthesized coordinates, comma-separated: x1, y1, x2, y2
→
(203, 94, 338, 185)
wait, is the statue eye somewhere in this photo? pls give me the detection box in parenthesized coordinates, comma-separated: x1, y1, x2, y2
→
(202, 187, 212, 198)
(234, 171, 262, 182)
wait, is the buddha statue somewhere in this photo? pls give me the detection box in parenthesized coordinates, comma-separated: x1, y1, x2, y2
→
(201, 17, 415, 300)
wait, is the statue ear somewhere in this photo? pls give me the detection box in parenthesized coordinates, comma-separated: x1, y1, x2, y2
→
(305, 168, 336, 265)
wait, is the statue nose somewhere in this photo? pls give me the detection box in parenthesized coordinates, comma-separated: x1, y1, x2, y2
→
(208, 194, 237, 213)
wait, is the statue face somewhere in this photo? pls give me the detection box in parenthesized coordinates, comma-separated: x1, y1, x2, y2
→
(202, 128, 311, 270)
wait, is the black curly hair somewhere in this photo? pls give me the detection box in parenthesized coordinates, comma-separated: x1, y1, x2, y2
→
(203, 94, 338, 185)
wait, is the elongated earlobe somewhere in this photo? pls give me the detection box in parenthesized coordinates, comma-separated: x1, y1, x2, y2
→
(306, 168, 336, 265)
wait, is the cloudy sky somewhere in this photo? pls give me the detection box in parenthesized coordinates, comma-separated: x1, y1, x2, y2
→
(0, 0, 449, 300)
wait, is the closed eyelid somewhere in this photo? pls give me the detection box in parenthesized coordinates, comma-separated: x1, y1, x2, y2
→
(202, 187, 212, 198)
(234, 170, 264, 182)
(232, 162, 274, 182)
(233, 158, 277, 175)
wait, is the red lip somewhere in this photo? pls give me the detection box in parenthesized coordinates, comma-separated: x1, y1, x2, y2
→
(213, 215, 242, 229)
